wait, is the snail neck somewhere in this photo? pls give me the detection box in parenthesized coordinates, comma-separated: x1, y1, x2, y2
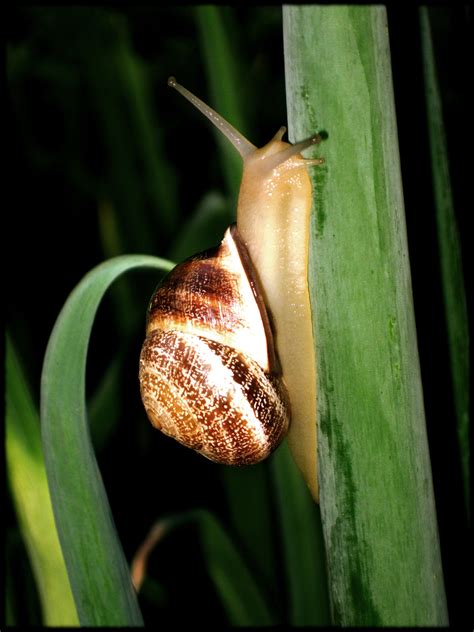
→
(237, 142, 313, 282)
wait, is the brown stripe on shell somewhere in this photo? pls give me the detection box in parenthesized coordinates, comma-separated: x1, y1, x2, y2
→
(139, 333, 204, 450)
(145, 227, 271, 373)
(148, 259, 239, 329)
(139, 329, 290, 465)
(147, 241, 240, 333)
(205, 337, 290, 449)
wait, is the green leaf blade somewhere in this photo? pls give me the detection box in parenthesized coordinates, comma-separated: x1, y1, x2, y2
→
(40, 254, 173, 626)
(419, 7, 470, 513)
(270, 442, 330, 625)
(194, 6, 246, 202)
(284, 6, 448, 625)
(6, 334, 79, 626)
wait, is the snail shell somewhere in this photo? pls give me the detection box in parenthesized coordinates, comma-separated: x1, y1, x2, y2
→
(139, 225, 290, 465)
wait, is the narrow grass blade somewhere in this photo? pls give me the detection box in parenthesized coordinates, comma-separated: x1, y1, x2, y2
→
(419, 7, 469, 512)
(219, 464, 279, 598)
(88, 348, 124, 451)
(192, 509, 275, 626)
(84, 11, 176, 253)
(41, 254, 173, 626)
(117, 47, 178, 236)
(97, 198, 138, 337)
(133, 510, 275, 626)
(270, 441, 330, 625)
(194, 6, 247, 201)
(6, 333, 78, 626)
(284, 6, 448, 625)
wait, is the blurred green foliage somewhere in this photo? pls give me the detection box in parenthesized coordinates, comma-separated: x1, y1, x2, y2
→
(6, 334, 78, 625)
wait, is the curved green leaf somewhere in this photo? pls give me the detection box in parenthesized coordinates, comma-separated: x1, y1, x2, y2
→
(40, 254, 173, 626)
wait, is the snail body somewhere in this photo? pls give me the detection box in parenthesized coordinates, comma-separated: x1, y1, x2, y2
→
(139, 78, 322, 497)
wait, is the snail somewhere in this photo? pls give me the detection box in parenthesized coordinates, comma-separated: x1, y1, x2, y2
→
(139, 77, 323, 497)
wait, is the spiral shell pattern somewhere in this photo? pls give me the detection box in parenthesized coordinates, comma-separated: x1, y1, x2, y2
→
(139, 330, 289, 464)
(139, 226, 290, 464)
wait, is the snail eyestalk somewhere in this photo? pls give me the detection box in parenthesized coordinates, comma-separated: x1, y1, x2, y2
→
(167, 76, 256, 159)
